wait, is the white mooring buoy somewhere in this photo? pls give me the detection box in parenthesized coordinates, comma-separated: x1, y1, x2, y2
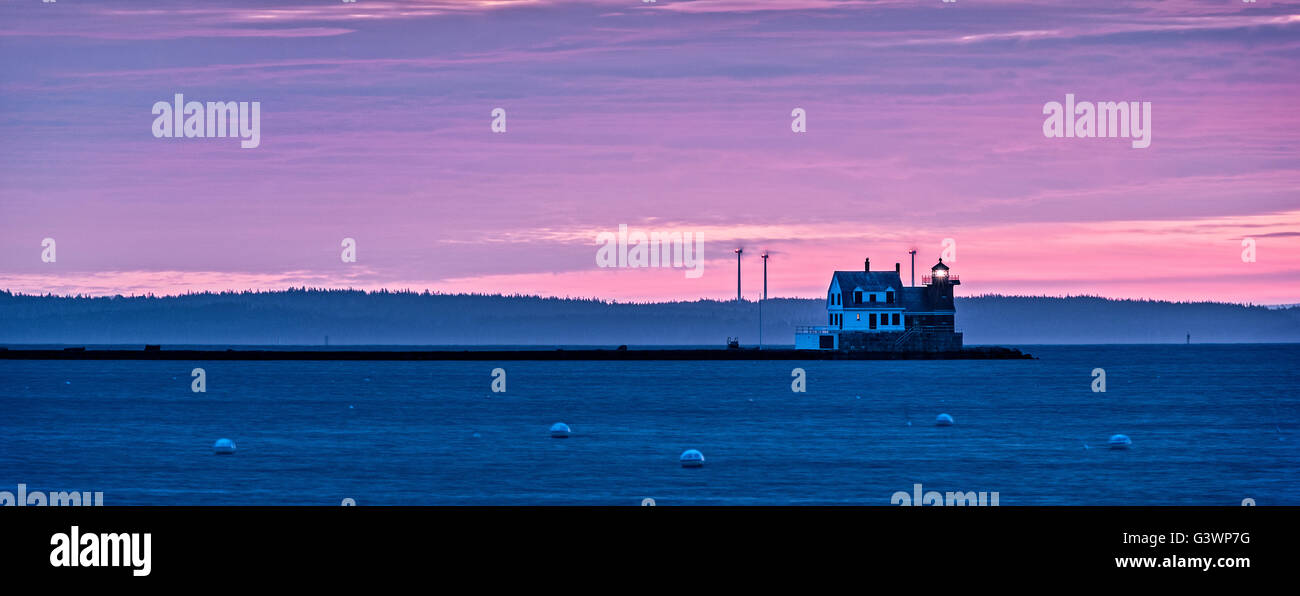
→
(213, 438, 237, 455)
(550, 422, 571, 438)
(680, 449, 705, 468)
(935, 413, 955, 426)
(1108, 434, 1132, 449)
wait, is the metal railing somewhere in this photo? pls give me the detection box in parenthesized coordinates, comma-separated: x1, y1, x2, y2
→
(798, 325, 954, 336)
(921, 274, 959, 285)
(893, 326, 919, 348)
(795, 326, 835, 334)
(910, 325, 955, 333)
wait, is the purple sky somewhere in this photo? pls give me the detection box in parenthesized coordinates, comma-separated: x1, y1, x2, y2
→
(1, 0, 1298, 303)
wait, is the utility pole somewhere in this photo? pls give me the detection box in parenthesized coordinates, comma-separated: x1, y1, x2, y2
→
(760, 252, 769, 350)
(734, 248, 743, 302)
(908, 249, 917, 287)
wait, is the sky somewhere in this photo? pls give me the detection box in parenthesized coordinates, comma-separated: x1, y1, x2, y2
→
(0, 0, 1297, 304)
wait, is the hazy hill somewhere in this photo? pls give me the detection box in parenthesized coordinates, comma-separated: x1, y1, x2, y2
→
(1, 289, 1296, 345)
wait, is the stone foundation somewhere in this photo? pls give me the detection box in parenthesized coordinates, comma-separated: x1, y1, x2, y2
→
(836, 330, 963, 353)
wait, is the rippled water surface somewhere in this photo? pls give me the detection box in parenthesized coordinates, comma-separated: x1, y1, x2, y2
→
(1, 344, 1295, 505)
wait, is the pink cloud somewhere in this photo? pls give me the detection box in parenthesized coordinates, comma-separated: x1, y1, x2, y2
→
(2, 0, 1298, 304)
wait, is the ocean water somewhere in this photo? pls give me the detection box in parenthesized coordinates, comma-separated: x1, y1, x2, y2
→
(0, 344, 1296, 505)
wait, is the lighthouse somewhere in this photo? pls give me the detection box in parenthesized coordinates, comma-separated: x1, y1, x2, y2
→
(918, 258, 960, 333)
(794, 255, 964, 352)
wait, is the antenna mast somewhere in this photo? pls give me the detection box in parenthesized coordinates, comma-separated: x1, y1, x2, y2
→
(908, 249, 917, 287)
(734, 248, 743, 302)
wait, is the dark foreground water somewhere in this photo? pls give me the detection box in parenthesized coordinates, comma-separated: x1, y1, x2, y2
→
(0, 345, 1296, 505)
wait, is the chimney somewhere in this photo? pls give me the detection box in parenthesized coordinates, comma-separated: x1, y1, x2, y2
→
(864, 258, 870, 272)
(895, 262, 901, 276)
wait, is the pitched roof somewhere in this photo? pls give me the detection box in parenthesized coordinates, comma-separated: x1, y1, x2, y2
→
(826, 276, 954, 313)
(830, 271, 904, 307)
(899, 287, 929, 312)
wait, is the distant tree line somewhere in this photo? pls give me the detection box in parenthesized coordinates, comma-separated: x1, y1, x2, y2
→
(0, 289, 1295, 345)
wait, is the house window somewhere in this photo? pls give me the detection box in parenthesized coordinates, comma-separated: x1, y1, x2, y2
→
(886, 291, 894, 304)
(892, 313, 900, 325)
(829, 313, 834, 325)
(870, 293, 877, 303)
(854, 291, 862, 304)
(869, 313, 877, 329)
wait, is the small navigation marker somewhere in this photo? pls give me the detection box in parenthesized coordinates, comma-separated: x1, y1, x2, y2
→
(213, 438, 237, 455)
(935, 413, 955, 426)
(550, 422, 571, 438)
(680, 449, 705, 468)
(1108, 434, 1132, 449)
